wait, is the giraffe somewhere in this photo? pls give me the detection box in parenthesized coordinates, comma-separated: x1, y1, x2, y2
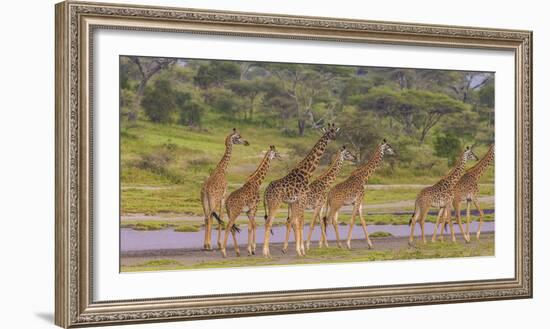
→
(200, 128, 249, 250)
(322, 140, 395, 249)
(408, 146, 478, 247)
(442, 144, 495, 241)
(280, 145, 357, 252)
(262, 123, 340, 258)
(221, 145, 282, 257)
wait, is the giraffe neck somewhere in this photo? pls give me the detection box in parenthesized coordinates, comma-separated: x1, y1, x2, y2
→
(441, 153, 468, 187)
(466, 146, 494, 180)
(213, 135, 233, 175)
(292, 135, 330, 179)
(353, 146, 384, 183)
(314, 154, 344, 185)
(246, 152, 272, 188)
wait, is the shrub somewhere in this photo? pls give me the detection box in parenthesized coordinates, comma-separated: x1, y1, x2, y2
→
(433, 133, 462, 166)
(137, 149, 173, 173)
(178, 99, 205, 127)
(141, 78, 177, 123)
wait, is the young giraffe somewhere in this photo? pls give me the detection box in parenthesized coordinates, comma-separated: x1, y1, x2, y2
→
(322, 140, 394, 249)
(442, 144, 495, 241)
(408, 146, 478, 247)
(262, 123, 340, 258)
(221, 145, 282, 257)
(200, 128, 249, 250)
(281, 146, 357, 252)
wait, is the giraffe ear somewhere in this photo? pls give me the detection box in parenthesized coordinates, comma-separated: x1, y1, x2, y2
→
(383, 138, 387, 143)
(232, 128, 236, 133)
(466, 146, 470, 150)
(342, 144, 346, 149)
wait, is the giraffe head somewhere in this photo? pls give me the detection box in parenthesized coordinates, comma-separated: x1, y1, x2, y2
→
(267, 145, 283, 161)
(380, 139, 395, 156)
(320, 123, 340, 142)
(229, 128, 249, 146)
(339, 145, 358, 163)
(463, 146, 479, 162)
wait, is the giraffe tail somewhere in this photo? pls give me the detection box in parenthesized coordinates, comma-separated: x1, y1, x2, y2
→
(262, 195, 273, 235)
(231, 224, 241, 234)
(211, 211, 225, 225)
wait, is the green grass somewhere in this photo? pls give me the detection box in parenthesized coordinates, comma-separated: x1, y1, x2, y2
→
(174, 223, 201, 232)
(121, 235, 494, 272)
(121, 119, 495, 216)
(369, 231, 393, 238)
(121, 221, 171, 231)
(120, 211, 495, 231)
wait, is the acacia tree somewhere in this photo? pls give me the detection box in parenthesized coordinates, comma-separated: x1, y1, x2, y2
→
(128, 57, 177, 122)
(356, 87, 469, 143)
(227, 80, 263, 120)
(448, 72, 492, 103)
(266, 64, 350, 135)
(402, 89, 470, 142)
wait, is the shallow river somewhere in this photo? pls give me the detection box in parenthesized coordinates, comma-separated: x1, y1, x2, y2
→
(121, 222, 494, 252)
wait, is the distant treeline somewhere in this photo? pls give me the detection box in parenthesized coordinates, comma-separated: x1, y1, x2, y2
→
(119, 56, 494, 166)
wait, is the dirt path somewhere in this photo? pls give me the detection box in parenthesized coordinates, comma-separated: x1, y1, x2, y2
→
(121, 234, 494, 268)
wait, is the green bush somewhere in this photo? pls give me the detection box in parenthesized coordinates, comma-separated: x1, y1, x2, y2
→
(141, 78, 177, 123)
(433, 134, 462, 166)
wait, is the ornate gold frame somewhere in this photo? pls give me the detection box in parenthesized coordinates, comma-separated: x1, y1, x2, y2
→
(55, 1, 532, 327)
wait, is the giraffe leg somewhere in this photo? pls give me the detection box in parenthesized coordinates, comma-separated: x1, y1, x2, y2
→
(431, 208, 445, 243)
(420, 207, 429, 244)
(263, 202, 281, 259)
(221, 211, 237, 258)
(438, 209, 446, 241)
(231, 228, 240, 256)
(346, 203, 359, 250)
(454, 199, 469, 243)
(408, 208, 420, 247)
(331, 210, 343, 248)
(473, 199, 485, 240)
(319, 206, 328, 248)
(247, 213, 254, 256)
(466, 200, 472, 240)
(294, 200, 307, 256)
(216, 198, 225, 250)
(306, 206, 321, 250)
(201, 193, 212, 250)
(358, 202, 372, 249)
(244, 209, 256, 256)
(447, 205, 456, 242)
(282, 207, 292, 254)
(298, 216, 305, 256)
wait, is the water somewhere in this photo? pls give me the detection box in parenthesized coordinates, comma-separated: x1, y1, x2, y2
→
(120, 222, 494, 252)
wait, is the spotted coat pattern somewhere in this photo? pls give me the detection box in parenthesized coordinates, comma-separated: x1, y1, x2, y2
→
(323, 141, 394, 249)
(221, 146, 281, 257)
(200, 129, 248, 250)
(408, 147, 478, 245)
(262, 125, 339, 257)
